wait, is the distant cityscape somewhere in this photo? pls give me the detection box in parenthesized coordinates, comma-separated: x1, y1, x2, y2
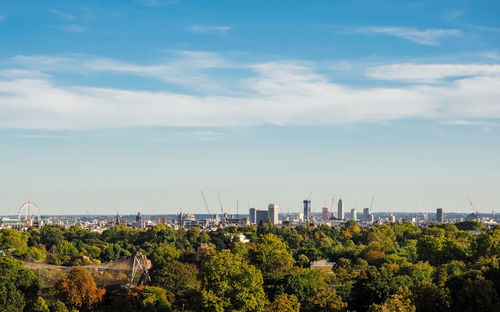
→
(1, 196, 497, 232)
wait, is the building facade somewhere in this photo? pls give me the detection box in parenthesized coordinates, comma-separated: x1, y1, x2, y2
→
(268, 204, 279, 225)
(249, 208, 257, 224)
(363, 208, 370, 221)
(436, 208, 444, 223)
(303, 199, 311, 221)
(322, 207, 330, 221)
(338, 198, 344, 220)
(256, 210, 269, 225)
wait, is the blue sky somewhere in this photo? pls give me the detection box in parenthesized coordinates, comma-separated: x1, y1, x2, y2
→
(0, 0, 499, 215)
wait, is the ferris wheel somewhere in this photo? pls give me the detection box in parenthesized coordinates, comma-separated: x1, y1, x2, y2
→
(17, 197, 41, 228)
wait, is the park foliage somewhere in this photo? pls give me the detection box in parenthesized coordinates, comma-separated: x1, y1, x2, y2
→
(0, 219, 500, 311)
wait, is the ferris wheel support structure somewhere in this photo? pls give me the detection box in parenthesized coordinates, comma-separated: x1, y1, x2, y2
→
(17, 196, 41, 228)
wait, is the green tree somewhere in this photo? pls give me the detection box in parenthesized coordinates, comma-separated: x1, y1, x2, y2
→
(472, 230, 500, 259)
(265, 294, 300, 312)
(0, 229, 29, 256)
(368, 287, 415, 312)
(40, 225, 66, 250)
(27, 246, 46, 262)
(150, 259, 200, 310)
(455, 221, 485, 231)
(250, 234, 295, 277)
(0, 257, 38, 312)
(31, 297, 50, 312)
(279, 268, 334, 309)
(351, 263, 407, 311)
(412, 283, 451, 312)
(364, 225, 396, 253)
(447, 273, 500, 312)
(340, 221, 361, 242)
(131, 286, 173, 312)
(305, 289, 347, 312)
(50, 301, 69, 312)
(200, 249, 266, 312)
(391, 222, 420, 242)
(57, 240, 78, 257)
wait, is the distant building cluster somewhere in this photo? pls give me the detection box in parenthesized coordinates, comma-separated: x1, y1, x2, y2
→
(1, 197, 498, 232)
(249, 204, 280, 225)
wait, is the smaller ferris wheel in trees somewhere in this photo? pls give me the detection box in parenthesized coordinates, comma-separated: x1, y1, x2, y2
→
(18, 196, 41, 229)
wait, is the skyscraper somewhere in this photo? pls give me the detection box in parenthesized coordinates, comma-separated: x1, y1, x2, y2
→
(363, 208, 370, 221)
(338, 198, 344, 220)
(249, 208, 257, 224)
(351, 208, 357, 220)
(256, 210, 269, 225)
(436, 208, 444, 223)
(303, 199, 311, 221)
(322, 207, 330, 221)
(268, 204, 279, 225)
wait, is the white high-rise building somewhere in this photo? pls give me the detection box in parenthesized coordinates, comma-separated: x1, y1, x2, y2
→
(338, 198, 344, 220)
(351, 208, 357, 221)
(268, 203, 279, 225)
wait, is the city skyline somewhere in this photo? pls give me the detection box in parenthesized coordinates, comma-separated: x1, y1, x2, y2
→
(0, 1, 499, 214)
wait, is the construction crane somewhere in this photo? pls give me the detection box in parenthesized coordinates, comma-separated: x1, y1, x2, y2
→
(468, 198, 479, 218)
(218, 193, 225, 217)
(200, 191, 214, 218)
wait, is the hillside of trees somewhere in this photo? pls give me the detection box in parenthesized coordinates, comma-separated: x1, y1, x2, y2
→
(1, 219, 499, 311)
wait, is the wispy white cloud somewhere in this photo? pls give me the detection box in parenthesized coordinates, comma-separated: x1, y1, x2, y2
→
(480, 52, 500, 60)
(443, 9, 465, 22)
(366, 63, 500, 83)
(172, 131, 223, 141)
(340, 26, 462, 45)
(189, 24, 231, 35)
(442, 120, 498, 127)
(1, 53, 500, 130)
(62, 25, 86, 32)
(0, 15, 5, 23)
(10, 52, 234, 93)
(49, 9, 75, 21)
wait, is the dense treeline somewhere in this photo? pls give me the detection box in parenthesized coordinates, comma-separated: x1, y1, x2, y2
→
(0, 219, 499, 311)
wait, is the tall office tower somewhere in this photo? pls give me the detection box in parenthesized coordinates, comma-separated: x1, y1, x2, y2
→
(256, 210, 269, 225)
(389, 214, 396, 223)
(338, 198, 344, 220)
(351, 208, 357, 220)
(136, 212, 142, 222)
(322, 207, 330, 221)
(436, 208, 444, 223)
(249, 208, 257, 224)
(268, 204, 279, 225)
(363, 208, 370, 221)
(157, 216, 167, 225)
(303, 199, 311, 221)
